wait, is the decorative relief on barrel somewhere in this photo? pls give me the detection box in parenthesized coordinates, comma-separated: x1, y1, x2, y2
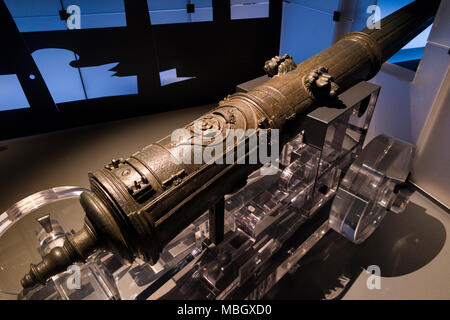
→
(264, 54, 297, 77)
(303, 66, 340, 100)
(175, 106, 248, 148)
(168, 105, 259, 166)
(102, 157, 154, 203)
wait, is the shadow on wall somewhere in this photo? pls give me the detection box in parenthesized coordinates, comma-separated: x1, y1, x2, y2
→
(264, 201, 446, 300)
(0, 0, 283, 141)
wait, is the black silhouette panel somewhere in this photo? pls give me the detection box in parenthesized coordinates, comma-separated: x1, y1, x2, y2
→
(0, 0, 282, 140)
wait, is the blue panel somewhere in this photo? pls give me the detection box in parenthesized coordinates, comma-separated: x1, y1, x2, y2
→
(5, 0, 66, 32)
(403, 25, 432, 49)
(79, 63, 138, 99)
(13, 13, 127, 32)
(81, 12, 127, 29)
(4, 0, 62, 17)
(32, 49, 86, 103)
(287, 0, 339, 14)
(388, 47, 425, 64)
(148, 0, 212, 24)
(378, 0, 431, 63)
(192, 0, 212, 8)
(63, 1, 127, 29)
(230, 0, 268, 4)
(61, 0, 125, 14)
(7, 1, 126, 31)
(279, 2, 336, 63)
(13, 16, 67, 32)
(191, 7, 213, 22)
(231, 1, 269, 20)
(377, 0, 414, 18)
(159, 68, 194, 86)
(147, 0, 187, 11)
(0, 74, 30, 111)
(352, 0, 377, 31)
(150, 10, 190, 24)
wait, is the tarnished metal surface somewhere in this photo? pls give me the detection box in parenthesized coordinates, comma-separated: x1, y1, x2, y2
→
(21, 0, 440, 289)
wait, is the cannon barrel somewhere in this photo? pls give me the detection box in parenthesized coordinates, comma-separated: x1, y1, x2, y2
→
(21, 0, 440, 289)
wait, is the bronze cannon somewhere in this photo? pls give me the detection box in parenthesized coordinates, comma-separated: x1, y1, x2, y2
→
(21, 0, 440, 289)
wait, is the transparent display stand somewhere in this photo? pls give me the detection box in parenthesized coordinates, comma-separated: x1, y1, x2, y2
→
(1, 81, 415, 300)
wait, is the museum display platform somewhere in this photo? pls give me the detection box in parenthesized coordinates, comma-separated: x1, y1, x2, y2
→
(0, 103, 448, 300)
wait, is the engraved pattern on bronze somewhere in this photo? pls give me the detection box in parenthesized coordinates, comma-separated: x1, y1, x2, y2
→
(264, 54, 297, 77)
